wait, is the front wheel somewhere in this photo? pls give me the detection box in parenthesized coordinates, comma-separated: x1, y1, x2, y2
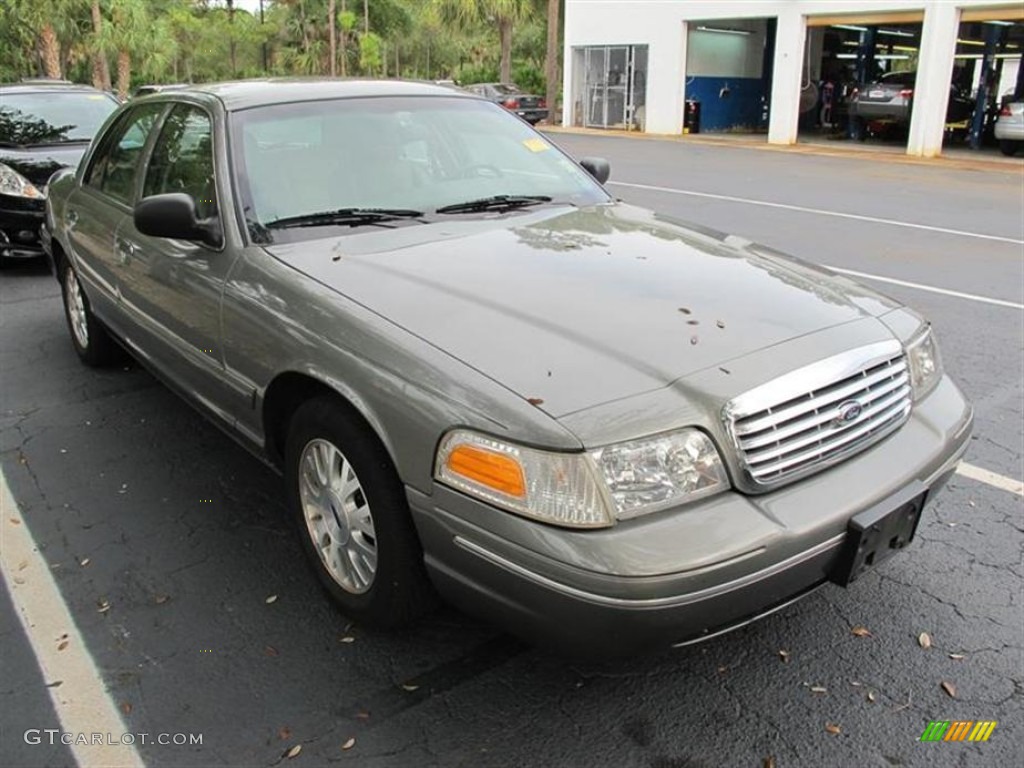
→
(999, 139, 1020, 157)
(285, 397, 435, 627)
(61, 261, 121, 366)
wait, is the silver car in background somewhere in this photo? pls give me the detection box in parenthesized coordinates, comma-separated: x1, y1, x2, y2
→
(43, 80, 972, 657)
(995, 99, 1024, 156)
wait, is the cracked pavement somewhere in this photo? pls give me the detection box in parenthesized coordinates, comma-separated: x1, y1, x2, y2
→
(1, 138, 1021, 767)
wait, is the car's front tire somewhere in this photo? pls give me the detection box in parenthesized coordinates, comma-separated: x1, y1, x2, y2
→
(61, 261, 121, 366)
(285, 397, 435, 627)
(999, 139, 1020, 157)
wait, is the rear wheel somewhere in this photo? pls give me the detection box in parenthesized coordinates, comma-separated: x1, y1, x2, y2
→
(285, 397, 434, 627)
(61, 260, 120, 366)
(999, 139, 1020, 157)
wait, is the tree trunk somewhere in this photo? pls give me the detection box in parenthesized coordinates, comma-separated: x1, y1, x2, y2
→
(498, 17, 512, 84)
(544, 0, 560, 123)
(117, 49, 131, 100)
(328, 0, 337, 76)
(91, 0, 112, 90)
(227, 0, 237, 76)
(363, 0, 369, 35)
(339, 0, 347, 76)
(40, 24, 62, 79)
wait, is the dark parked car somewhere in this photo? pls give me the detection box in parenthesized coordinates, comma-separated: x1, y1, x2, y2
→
(463, 82, 548, 124)
(850, 70, 974, 135)
(0, 80, 118, 264)
(44, 80, 971, 657)
(132, 83, 190, 98)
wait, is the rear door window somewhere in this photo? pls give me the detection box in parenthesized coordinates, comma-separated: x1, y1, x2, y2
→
(84, 103, 166, 204)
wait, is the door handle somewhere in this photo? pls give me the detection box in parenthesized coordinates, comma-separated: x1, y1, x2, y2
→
(115, 237, 135, 265)
(66, 209, 79, 228)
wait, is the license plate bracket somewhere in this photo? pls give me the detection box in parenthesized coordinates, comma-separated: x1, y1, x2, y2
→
(830, 482, 928, 587)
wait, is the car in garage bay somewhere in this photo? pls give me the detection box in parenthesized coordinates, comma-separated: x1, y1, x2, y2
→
(43, 80, 972, 656)
(0, 80, 119, 264)
(995, 98, 1023, 155)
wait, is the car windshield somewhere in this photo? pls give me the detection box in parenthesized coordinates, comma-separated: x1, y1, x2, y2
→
(230, 96, 608, 243)
(0, 91, 118, 145)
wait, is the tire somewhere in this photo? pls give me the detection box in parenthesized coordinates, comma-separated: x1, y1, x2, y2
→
(284, 396, 435, 628)
(60, 260, 121, 366)
(999, 140, 1020, 157)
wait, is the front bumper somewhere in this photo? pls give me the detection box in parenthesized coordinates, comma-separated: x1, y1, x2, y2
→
(0, 202, 45, 260)
(409, 375, 973, 657)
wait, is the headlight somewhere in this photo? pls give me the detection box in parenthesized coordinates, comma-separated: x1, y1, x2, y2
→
(0, 163, 45, 200)
(906, 324, 943, 401)
(590, 429, 728, 518)
(434, 427, 729, 528)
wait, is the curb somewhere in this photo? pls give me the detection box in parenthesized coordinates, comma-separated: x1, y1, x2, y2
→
(539, 125, 1024, 175)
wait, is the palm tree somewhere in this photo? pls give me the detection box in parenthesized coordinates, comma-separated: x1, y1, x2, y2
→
(544, 0, 559, 123)
(435, 0, 531, 84)
(90, 0, 112, 90)
(328, 0, 336, 76)
(106, 0, 151, 99)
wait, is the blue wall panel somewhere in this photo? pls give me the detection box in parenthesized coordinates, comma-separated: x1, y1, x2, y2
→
(684, 76, 766, 132)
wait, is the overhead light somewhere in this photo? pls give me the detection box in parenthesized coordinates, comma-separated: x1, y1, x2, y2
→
(958, 39, 986, 46)
(695, 25, 752, 36)
(836, 54, 857, 59)
(878, 29, 915, 38)
(832, 24, 868, 33)
(875, 54, 910, 60)
(892, 45, 918, 52)
(984, 20, 1014, 27)
(954, 53, 1021, 59)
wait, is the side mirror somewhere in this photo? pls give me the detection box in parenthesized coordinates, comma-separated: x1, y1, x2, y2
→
(134, 193, 221, 247)
(580, 156, 611, 184)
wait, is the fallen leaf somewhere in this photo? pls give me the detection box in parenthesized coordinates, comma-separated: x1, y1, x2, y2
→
(717, 665, 728, 673)
(763, 758, 776, 768)
(850, 681, 862, 687)
(686, 319, 699, 326)
(968, 500, 976, 507)
(941, 681, 956, 698)
(13, 576, 25, 585)
(97, 600, 111, 614)
(400, 683, 419, 692)
(948, 653, 965, 660)
(46, 680, 63, 688)
(867, 691, 877, 703)
(57, 640, 69, 652)
(341, 737, 356, 751)
(9, 518, 20, 525)
(265, 594, 278, 605)
(778, 649, 790, 663)
(154, 594, 170, 605)
(120, 702, 132, 715)
(851, 626, 872, 638)
(810, 686, 828, 694)
(265, 645, 279, 657)
(17, 560, 28, 571)
(284, 744, 302, 759)
(716, 320, 726, 329)
(918, 632, 932, 649)
(354, 712, 370, 720)
(339, 636, 355, 644)
(79, 558, 90, 567)
(690, 335, 699, 345)
(825, 723, 842, 735)
(277, 726, 292, 741)
(526, 397, 545, 406)
(677, 307, 691, 315)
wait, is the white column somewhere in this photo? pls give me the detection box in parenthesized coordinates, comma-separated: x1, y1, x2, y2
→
(561, 2, 575, 127)
(642, 26, 686, 134)
(907, 2, 960, 157)
(768, 9, 807, 145)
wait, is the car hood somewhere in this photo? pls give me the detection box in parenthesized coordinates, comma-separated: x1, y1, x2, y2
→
(0, 142, 89, 187)
(267, 203, 901, 417)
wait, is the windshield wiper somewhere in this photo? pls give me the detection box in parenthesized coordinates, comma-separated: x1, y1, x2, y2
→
(265, 207, 426, 230)
(435, 195, 552, 215)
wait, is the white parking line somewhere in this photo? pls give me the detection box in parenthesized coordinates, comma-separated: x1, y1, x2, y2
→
(957, 462, 1024, 496)
(609, 181, 1024, 245)
(0, 470, 145, 768)
(825, 267, 1024, 310)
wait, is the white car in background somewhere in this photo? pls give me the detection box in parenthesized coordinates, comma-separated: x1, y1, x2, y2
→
(995, 99, 1023, 156)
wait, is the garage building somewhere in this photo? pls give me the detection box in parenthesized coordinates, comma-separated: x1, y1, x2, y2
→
(562, 0, 1024, 156)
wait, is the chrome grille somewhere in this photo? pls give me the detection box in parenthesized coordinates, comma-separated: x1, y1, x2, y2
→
(725, 342, 912, 488)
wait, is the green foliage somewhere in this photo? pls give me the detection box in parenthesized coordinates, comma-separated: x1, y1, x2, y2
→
(0, 0, 563, 93)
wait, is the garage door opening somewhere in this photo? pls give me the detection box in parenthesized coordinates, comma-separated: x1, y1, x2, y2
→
(570, 45, 649, 130)
(681, 19, 776, 136)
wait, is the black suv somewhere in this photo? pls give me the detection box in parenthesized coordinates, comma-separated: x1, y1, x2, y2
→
(0, 80, 118, 264)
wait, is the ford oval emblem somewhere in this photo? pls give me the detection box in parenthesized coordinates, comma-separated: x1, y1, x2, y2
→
(835, 400, 863, 426)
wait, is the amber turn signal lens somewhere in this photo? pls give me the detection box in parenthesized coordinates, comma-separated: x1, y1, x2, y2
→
(446, 444, 526, 498)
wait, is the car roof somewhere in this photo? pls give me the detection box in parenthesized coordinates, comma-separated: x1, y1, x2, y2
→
(151, 78, 476, 111)
(0, 81, 112, 95)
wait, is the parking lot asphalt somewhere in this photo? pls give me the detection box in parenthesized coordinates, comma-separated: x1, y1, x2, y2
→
(1, 134, 1022, 768)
